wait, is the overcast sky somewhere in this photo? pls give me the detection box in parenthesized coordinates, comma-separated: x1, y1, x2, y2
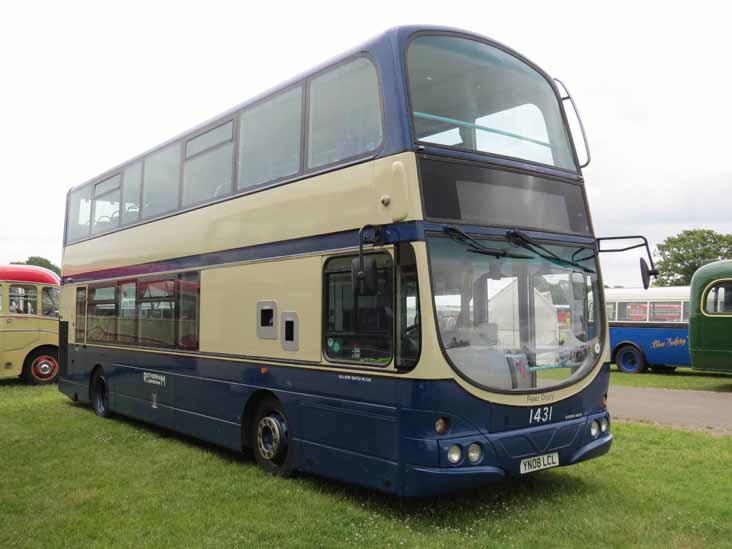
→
(1, 1, 730, 286)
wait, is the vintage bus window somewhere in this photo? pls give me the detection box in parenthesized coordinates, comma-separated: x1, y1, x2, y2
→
(177, 272, 200, 350)
(649, 301, 681, 322)
(239, 87, 302, 189)
(308, 58, 382, 169)
(121, 162, 142, 225)
(118, 281, 137, 344)
(92, 175, 121, 235)
(408, 35, 575, 170)
(88, 285, 117, 342)
(142, 143, 182, 219)
(617, 302, 648, 322)
(324, 254, 393, 364)
(183, 141, 234, 207)
(139, 279, 177, 347)
(606, 302, 617, 321)
(76, 287, 87, 341)
(66, 185, 92, 242)
(682, 301, 690, 321)
(9, 285, 37, 315)
(42, 287, 60, 317)
(704, 282, 732, 314)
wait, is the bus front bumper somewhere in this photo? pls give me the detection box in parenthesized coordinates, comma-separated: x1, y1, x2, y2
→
(402, 433, 612, 497)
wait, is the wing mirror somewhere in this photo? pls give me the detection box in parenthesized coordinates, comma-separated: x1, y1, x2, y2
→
(640, 257, 659, 290)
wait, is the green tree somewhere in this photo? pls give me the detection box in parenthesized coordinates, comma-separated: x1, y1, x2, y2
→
(11, 256, 61, 276)
(654, 229, 732, 286)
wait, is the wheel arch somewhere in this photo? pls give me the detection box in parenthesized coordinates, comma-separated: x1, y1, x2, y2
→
(22, 344, 58, 369)
(611, 341, 645, 364)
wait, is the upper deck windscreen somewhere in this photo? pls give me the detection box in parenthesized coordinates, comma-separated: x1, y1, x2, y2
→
(407, 35, 576, 171)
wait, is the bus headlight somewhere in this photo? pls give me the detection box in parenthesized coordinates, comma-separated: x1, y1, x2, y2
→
(600, 417, 609, 433)
(590, 420, 600, 438)
(467, 443, 482, 464)
(447, 445, 462, 464)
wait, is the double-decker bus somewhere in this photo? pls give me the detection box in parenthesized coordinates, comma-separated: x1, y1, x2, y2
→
(605, 287, 691, 373)
(59, 26, 613, 496)
(689, 260, 732, 372)
(1, 265, 61, 384)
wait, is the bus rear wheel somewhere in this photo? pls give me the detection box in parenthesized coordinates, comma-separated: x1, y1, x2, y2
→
(22, 348, 59, 385)
(91, 369, 112, 418)
(252, 397, 294, 477)
(616, 345, 647, 373)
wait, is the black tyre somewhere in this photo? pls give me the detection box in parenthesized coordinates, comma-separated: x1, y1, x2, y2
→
(91, 369, 112, 418)
(22, 348, 60, 385)
(615, 345, 647, 373)
(251, 396, 294, 477)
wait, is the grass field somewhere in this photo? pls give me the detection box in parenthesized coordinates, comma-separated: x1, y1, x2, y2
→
(610, 366, 732, 392)
(1, 381, 731, 549)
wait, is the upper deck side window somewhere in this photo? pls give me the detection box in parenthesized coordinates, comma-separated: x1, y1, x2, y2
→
(183, 121, 235, 207)
(92, 174, 122, 235)
(308, 57, 383, 169)
(239, 87, 302, 190)
(64, 55, 385, 246)
(407, 35, 576, 171)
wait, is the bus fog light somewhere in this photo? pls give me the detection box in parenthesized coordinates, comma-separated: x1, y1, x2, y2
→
(590, 420, 600, 438)
(447, 445, 462, 464)
(467, 443, 482, 464)
(600, 417, 609, 433)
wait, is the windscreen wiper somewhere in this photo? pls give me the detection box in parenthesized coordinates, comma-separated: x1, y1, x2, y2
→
(506, 229, 595, 274)
(443, 226, 531, 260)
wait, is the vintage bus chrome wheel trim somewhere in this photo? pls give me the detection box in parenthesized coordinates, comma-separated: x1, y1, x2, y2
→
(31, 355, 58, 381)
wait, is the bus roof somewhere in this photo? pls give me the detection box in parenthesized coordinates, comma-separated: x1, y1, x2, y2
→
(0, 265, 61, 286)
(690, 259, 732, 291)
(604, 286, 689, 302)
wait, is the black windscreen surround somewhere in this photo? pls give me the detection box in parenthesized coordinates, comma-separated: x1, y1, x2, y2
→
(419, 157, 590, 234)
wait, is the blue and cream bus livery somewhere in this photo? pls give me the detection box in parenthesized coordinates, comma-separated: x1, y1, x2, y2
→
(59, 26, 614, 496)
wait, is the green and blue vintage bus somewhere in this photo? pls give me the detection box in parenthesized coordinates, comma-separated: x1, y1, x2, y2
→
(59, 26, 616, 496)
(689, 260, 732, 373)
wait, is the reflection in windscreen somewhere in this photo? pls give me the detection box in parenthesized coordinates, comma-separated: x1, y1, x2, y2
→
(429, 235, 601, 391)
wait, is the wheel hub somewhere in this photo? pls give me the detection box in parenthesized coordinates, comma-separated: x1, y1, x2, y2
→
(32, 356, 58, 380)
(257, 415, 286, 461)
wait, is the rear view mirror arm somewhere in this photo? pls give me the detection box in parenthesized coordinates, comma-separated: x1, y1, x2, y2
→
(595, 235, 660, 289)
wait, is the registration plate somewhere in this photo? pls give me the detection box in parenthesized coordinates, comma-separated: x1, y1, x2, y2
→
(520, 452, 559, 474)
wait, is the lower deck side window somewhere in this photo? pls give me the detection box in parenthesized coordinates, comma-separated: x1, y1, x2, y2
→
(85, 272, 200, 350)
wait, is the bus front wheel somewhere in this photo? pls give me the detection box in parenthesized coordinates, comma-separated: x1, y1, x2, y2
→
(616, 345, 647, 373)
(252, 397, 294, 477)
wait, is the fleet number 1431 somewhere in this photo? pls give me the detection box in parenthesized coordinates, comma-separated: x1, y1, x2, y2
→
(529, 406, 553, 424)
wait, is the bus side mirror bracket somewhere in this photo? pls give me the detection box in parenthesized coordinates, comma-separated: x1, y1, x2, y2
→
(595, 235, 659, 290)
(352, 225, 383, 296)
